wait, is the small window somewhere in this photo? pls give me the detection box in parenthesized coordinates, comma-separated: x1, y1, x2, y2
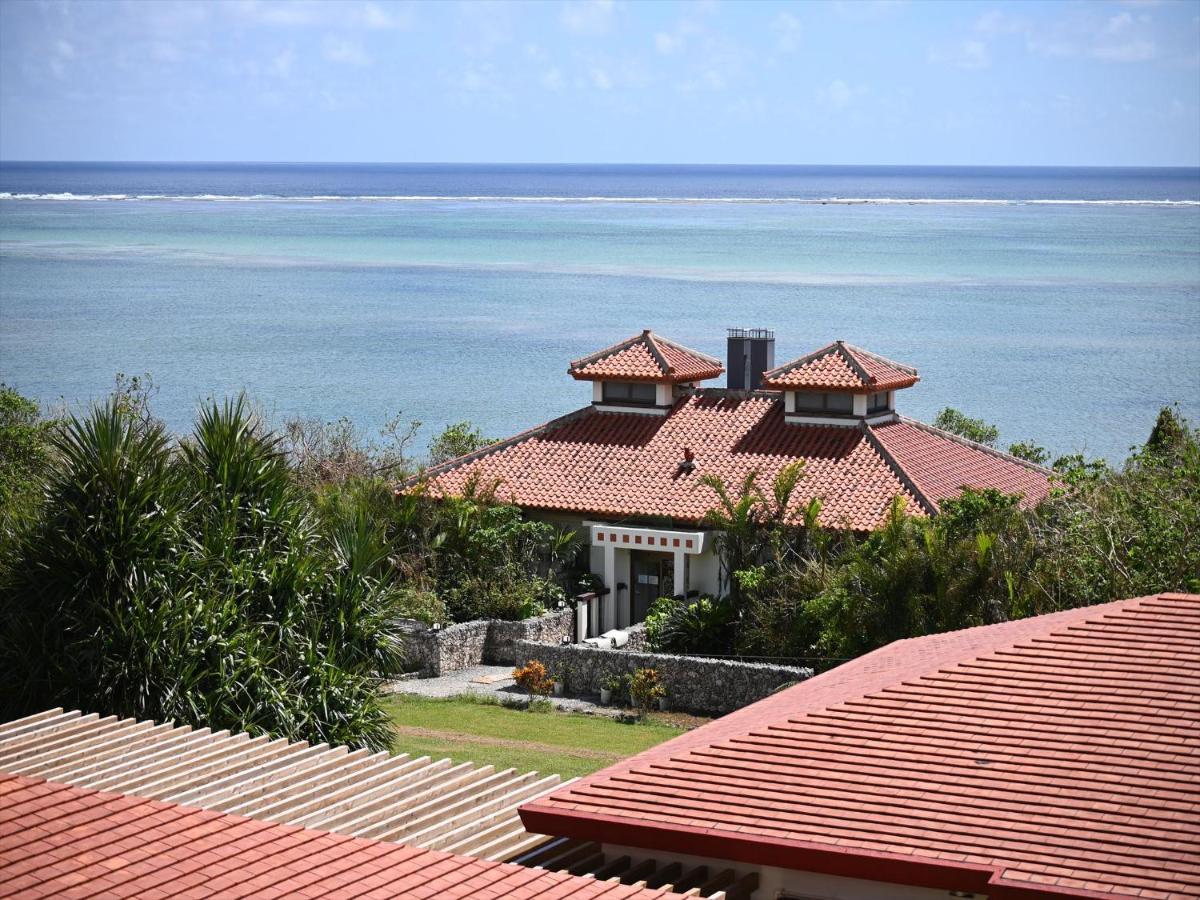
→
(868, 391, 890, 413)
(792, 390, 854, 415)
(602, 381, 657, 405)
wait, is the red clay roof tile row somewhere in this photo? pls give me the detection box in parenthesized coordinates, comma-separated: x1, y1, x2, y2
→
(568, 331, 725, 384)
(520, 593, 1200, 900)
(761, 341, 920, 392)
(417, 395, 1050, 530)
(0, 773, 669, 899)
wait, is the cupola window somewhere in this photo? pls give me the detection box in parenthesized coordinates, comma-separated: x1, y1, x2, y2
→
(868, 391, 890, 413)
(602, 381, 657, 406)
(793, 390, 854, 415)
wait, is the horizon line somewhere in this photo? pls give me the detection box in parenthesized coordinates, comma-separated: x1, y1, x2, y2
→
(2, 159, 1199, 171)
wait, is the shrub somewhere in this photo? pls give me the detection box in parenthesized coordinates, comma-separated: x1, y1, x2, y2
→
(512, 660, 554, 702)
(934, 407, 1000, 446)
(644, 594, 736, 656)
(0, 396, 407, 751)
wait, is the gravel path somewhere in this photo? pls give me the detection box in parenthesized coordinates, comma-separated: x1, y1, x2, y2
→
(386, 665, 622, 716)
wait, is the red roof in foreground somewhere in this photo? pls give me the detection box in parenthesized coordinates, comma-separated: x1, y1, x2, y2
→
(569, 330, 725, 384)
(0, 773, 668, 900)
(521, 593, 1200, 900)
(415, 394, 1050, 530)
(762, 341, 920, 392)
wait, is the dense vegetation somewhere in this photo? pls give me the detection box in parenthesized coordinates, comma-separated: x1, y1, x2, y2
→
(645, 406, 1200, 666)
(1, 379, 1194, 744)
(0, 384, 578, 748)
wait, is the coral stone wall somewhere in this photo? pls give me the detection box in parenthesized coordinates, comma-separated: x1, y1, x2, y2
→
(400, 608, 575, 676)
(512, 639, 811, 716)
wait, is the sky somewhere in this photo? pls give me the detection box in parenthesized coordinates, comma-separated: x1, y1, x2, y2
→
(1, 0, 1198, 166)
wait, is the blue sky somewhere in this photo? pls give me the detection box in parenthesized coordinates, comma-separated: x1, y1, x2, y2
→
(1, 0, 1197, 165)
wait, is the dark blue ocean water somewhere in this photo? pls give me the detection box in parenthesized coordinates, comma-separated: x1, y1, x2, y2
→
(2, 163, 1198, 463)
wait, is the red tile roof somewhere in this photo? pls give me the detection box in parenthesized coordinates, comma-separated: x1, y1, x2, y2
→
(415, 395, 1050, 530)
(0, 773, 669, 899)
(569, 331, 725, 384)
(762, 341, 920, 392)
(521, 593, 1200, 900)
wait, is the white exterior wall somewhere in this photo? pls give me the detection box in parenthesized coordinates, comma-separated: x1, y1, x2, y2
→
(601, 844, 973, 900)
(688, 545, 723, 597)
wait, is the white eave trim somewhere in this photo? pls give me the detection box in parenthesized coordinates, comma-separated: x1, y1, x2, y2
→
(592, 403, 671, 416)
(783, 411, 899, 427)
(584, 521, 707, 554)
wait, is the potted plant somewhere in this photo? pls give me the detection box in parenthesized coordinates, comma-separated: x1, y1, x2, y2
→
(658, 689, 670, 712)
(600, 673, 622, 705)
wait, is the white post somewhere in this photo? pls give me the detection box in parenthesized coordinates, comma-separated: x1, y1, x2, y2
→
(603, 544, 616, 632)
(673, 548, 686, 597)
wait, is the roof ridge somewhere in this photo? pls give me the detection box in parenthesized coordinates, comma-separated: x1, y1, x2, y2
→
(641, 330, 673, 375)
(834, 340, 876, 386)
(649, 332, 724, 368)
(399, 405, 596, 490)
(566, 332, 647, 372)
(762, 341, 840, 380)
(896, 415, 1056, 476)
(860, 423, 939, 515)
(840, 342, 920, 378)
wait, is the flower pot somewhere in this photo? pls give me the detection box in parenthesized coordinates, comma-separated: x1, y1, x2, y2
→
(599, 688, 612, 705)
(658, 697, 670, 712)
(552, 683, 565, 697)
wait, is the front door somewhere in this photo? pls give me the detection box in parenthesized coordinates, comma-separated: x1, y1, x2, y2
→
(630, 552, 674, 625)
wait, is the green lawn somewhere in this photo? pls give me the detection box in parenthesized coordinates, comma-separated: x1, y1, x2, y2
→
(383, 695, 688, 779)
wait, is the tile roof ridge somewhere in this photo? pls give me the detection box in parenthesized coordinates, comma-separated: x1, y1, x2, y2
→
(860, 422, 939, 515)
(839, 342, 920, 378)
(640, 330, 674, 375)
(648, 332, 724, 368)
(567, 331, 646, 373)
(762, 340, 841, 381)
(896, 415, 1056, 476)
(692, 386, 782, 401)
(833, 340, 876, 386)
(399, 405, 596, 491)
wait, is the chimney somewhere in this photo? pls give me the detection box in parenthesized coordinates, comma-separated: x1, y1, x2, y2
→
(726, 328, 775, 390)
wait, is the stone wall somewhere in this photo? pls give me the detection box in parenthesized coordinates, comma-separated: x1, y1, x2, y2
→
(401, 607, 575, 676)
(512, 639, 811, 716)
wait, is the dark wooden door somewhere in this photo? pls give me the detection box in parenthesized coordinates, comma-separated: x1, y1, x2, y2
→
(630, 552, 674, 625)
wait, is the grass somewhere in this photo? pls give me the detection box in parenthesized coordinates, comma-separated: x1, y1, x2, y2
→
(382, 694, 690, 779)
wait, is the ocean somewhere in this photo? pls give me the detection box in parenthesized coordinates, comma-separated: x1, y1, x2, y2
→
(1, 162, 1198, 463)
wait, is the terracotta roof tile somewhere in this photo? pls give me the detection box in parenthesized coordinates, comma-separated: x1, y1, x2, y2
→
(417, 394, 1050, 530)
(520, 593, 1200, 900)
(569, 331, 724, 384)
(762, 341, 920, 392)
(873, 417, 1052, 511)
(0, 774, 670, 899)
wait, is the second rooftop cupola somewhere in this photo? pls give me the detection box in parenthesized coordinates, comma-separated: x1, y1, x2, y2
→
(568, 329, 724, 415)
(761, 340, 919, 426)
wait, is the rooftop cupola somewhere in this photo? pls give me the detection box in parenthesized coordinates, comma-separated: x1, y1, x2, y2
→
(568, 329, 724, 415)
(761, 340, 919, 426)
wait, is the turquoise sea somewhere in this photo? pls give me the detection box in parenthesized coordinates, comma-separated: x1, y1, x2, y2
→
(1, 163, 1198, 463)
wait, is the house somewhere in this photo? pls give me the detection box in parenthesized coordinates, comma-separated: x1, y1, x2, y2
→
(518, 591, 1200, 900)
(413, 328, 1051, 636)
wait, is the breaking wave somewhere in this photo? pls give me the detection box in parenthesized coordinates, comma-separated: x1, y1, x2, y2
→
(1, 192, 1197, 206)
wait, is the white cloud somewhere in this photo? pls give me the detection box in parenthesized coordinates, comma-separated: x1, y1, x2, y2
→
(771, 11, 802, 53)
(928, 39, 991, 69)
(816, 78, 865, 109)
(271, 47, 296, 77)
(322, 36, 372, 66)
(561, 0, 614, 36)
(358, 2, 409, 30)
(150, 41, 183, 63)
(974, 10, 1026, 37)
(1104, 12, 1134, 35)
(655, 31, 684, 54)
(589, 66, 613, 89)
(1092, 39, 1157, 62)
(54, 39, 76, 60)
(541, 67, 565, 91)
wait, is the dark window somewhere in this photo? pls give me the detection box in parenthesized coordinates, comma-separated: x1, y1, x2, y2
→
(602, 381, 658, 405)
(868, 391, 890, 413)
(793, 390, 854, 415)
